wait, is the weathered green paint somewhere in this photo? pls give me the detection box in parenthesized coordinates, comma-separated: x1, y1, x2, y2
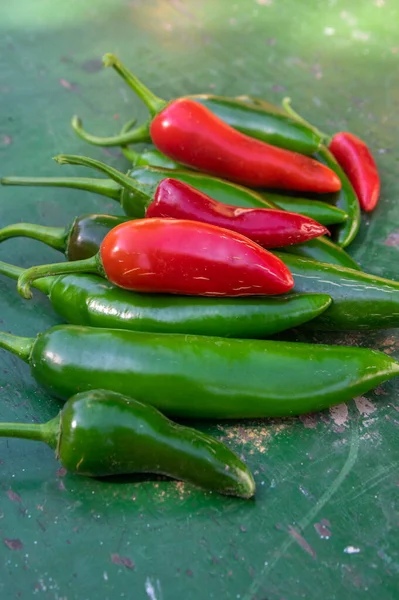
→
(0, 1, 398, 599)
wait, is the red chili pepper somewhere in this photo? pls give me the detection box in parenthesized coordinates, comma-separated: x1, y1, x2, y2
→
(282, 99, 380, 213)
(146, 178, 329, 248)
(17, 219, 294, 299)
(328, 132, 380, 213)
(149, 99, 341, 194)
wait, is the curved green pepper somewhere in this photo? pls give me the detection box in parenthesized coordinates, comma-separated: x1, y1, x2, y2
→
(0, 260, 332, 337)
(0, 389, 255, 498)
(0, 158, 359, 270)
(0, 214, 129, 262)
(0, 325, 398, 418)
(275, 252, 399, 330)
(71, 54, 322, 155)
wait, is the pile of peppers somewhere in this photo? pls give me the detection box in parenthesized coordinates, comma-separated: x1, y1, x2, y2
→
(0, 53, 396, 500)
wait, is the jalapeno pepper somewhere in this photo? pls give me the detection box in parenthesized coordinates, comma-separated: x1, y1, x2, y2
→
(121, 146, 348, 227)
(0, 214, 129, 261)
(17, 217, 294, 300)
(0, 260, 331, 337)
(275, 252, 399, 330)
(0, 325, 398, 418)
(282, 99, 362, 247)
(72, 55, 322, 155)
(0, 389, 255, 498)
(1, 159, 359, 270)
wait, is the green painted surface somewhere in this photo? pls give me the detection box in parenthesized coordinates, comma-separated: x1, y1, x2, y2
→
(0, 0, 398, 598)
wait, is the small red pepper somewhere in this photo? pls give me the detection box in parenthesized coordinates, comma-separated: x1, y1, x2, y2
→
(283, 99, 380, 213)
(329, 132, 380, 213)
(146, 178, 329, 248)
(17, 218, 294, 299)
(149, 99, 342, 194)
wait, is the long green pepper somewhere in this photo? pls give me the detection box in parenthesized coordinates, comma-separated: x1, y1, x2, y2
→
(0, 325, 397, 418)
(0, 260, 332, 337)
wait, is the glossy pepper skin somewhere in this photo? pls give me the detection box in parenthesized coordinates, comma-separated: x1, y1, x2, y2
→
(0, 389, 255, 498)
(314, 146, 360, 248)
(149, 99, 341, 193)
(1, 159, 359, 270)
(0, 214, 129, 261)
(1, 325, 398, 418)
(72, 54, 321, 155)
(17, 218, 294, 300)
(275, 252, 399, 330)
(0, 260, 332, 338)
(147, 178, 328, 248)
(329, 132, 380, 212)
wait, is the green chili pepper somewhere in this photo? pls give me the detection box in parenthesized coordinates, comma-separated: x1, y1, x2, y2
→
(0, 157, 359, 270)
(0, 214, 129, 262)
(0, 325, 398, 418)
(282, 99, 361, 248)
(0, 260, 332, 337)
(70, 55, 322, 155)
(275, 252, 399, 330)
(0, 389, 255, 498)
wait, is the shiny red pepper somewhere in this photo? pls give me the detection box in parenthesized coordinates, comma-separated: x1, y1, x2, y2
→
(146, 178, 329, 247)
(282, 99, 380, 213)
(17, 218, 294, 299)
(149, 99, 341, 194)
(329, 132, 380, 212)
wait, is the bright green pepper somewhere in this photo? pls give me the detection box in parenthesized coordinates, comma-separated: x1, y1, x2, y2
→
(0, 260, 332, 337)
(0, 389, 255, 498)
(0, 325, 397, 418)
(275, 252, 399, 330)
(0, 157, 360, 270)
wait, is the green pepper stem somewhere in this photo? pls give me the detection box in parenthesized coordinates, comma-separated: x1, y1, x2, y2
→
(0, 260, 53, 295)
(1, 176, 122, 201)
(17, 255, 99, 300)
(0, 331, 34, 363)
(282, 98, 330, 143)
(71, 115, 151, 147)
(103, 53, 167, 116)
(53, 154, 152, 206)
(0, 223, 68, 253)
(121, 146, 141, 164)
(0, 416, 59, 450)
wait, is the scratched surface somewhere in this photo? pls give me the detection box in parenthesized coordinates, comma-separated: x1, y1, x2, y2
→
(0, 0, 398, 598)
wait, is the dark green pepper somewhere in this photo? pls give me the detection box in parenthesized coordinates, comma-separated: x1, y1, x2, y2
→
(0, 260, 332, 337)
(275, 252, 399, 330)
(70, 54, 322, 155)
(0, 214, 129, 261)
(0, 158, 360, 270)
(0, 389, 255, 498)
(0, 325, 398, 418)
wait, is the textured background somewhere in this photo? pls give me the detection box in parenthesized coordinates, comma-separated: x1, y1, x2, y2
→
(0, 1, 398, 598)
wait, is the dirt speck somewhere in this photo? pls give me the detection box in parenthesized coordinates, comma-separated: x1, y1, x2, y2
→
(4, 538, 23, 550)
(6, 489, 22, 503)
(2, 135, 12, 146)
(288, 526, 316, 558)
(384, 231, 399, 246)
(330, 403, 349, 427)
(59, 79, 79, 92)
(111, 553, 135, 570)
(186, 568, 193, 577)
(354, 396, 376, 416)
(81, 58, 103, 73)
(314, 520, 332, 539)
(300, 414, 318, 429)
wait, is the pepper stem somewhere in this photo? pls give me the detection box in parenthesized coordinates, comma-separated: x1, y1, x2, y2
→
(119, 119, 143, 164)
(53, 154, 152, 205)
(0, 331, 34, 363)
(0, 416, 60, 450)
(0, 223, 68, 253)
(1, 176, 122, 201)
(71, 115, 151, 147)
(17, 255, 99, 300)
(0, 260, 53, 295)
(282, 98, 329, 143)
(103, 53, 167, 116)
